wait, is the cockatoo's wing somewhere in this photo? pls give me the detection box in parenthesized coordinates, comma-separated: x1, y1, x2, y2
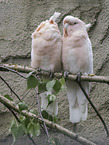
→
(31, 12, 62, 72)
(62, 16, 93, 123)
(31, 12, 62, 116)
(87, 38, 93, 74)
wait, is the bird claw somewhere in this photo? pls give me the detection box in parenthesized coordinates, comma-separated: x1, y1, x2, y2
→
(76, 72, 82, 83)
(49, 71, 54, 79)
(64, 71, 69, 81)
(37, 68, 41, 72)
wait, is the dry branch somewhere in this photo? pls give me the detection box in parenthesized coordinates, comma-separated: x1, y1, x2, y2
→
(0, 94, 96, 145)
(0, 63, 109, 84)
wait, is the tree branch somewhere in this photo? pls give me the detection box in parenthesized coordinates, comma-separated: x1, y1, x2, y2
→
(0, 94, 96, 145)
(3, 100, 37, 145)
(76, 81, 109, 136)
(0, 76, 22, 101)
(0, 64, 109, 84)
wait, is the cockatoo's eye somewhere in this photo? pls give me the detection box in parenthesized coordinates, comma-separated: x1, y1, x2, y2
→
(73, 22, 77, 25)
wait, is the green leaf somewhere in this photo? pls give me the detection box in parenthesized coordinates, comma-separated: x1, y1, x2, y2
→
(46, 138, 56, 145)
(46, 137, 61, 145)
(9, 119, 24, 143)
(61, 78, 65, 86)
(41, 110, 54, 121)
(48, 114, 54, 121)
(30, 109, 38, 115)
(41, 110, 48, 119)
(27, 122, 40, 137)
(20, 116, 31, 134)
(53, 79, 62, 94)
(38, 82, 47, 93)
(18, 102, 28, 111)
(9, 119, 15, 132)
(19, 115, 25, 122)
(46, 80, 56, 91)
(25, 71, 35, 79)
(47, 94, 56, 107)
(27, 75, 38, 89)
(4, 94, 13, 101)
(53, 116, 58, 123)
(60, 78, 66, 90)
(54, 137, 61, 145)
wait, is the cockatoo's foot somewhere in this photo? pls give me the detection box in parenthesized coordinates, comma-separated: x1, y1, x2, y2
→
(76, 72, 82, 83)
(64, 71, 69, 81)
(49, 71, 54, 79)
(37, 68, 41, 72)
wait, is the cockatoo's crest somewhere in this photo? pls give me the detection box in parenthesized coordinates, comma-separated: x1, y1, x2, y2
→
(32, 12, 61, 38)
(49, 12, 61, 22)
(86, 23, 91, 31)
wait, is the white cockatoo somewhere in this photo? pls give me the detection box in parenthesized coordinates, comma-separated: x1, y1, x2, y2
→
(31, 12, 62, 116)
(62, 16, 93, 123)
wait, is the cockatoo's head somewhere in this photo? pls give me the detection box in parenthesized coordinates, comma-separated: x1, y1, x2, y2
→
(63, 16, 91, 37)
(32, 12, 61, 39)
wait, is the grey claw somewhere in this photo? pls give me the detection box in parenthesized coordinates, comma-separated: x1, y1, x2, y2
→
(64, 71, 69, 81)
(76, 72, 82, 83)
(49, 71, 54, 79)
(37, 68, 41, 72)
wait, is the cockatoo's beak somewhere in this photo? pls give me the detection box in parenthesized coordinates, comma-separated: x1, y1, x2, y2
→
(64, 23, 69, 37)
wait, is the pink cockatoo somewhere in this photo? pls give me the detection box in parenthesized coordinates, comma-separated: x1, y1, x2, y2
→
(62, 16, 93, 123)
(31, 12, 62, 116)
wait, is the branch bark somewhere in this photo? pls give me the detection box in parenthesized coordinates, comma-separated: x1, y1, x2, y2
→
(0, 63, 109, 84)
(0, 94, 96, 145)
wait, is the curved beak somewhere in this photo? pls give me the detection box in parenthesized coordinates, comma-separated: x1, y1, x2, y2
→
(64, 23, 69, 37)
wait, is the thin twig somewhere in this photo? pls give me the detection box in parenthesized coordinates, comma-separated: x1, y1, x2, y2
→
(20, 89, 31, 100)
(2, 101, 37, 145)
(0, 63, 109, 84)
(0, 94, 96, 145)
(0, 76, 37, 144)
(6, 105, 20, 123)
(76, 81, 109, 137)
(0, 76, 22, 101)
(35, 88, 50, 139)
(0, 65, 26, 79)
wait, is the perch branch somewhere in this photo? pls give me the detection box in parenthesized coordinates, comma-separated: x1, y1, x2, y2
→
(0, 64, 109, 84)
(0, 94, 96, 145)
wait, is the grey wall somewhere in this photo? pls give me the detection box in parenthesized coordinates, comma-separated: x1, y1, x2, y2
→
(0, 0, 109, 144)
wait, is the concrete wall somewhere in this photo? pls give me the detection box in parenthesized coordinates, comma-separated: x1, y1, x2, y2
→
(0, 0, 109, 144)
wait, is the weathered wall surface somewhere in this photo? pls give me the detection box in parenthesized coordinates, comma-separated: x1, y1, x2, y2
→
(0, 0, 109, 144)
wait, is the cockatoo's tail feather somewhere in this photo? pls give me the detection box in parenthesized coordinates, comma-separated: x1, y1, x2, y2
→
(49, 12, 61, 22)
(40, 92, 58, 116)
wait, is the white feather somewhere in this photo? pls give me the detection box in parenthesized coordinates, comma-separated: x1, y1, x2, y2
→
(40, 91, 58, 116)
(62, 16, 93, 123)
(31, 12, 62, 116)
(86, 23, 91, 31)
(49, 12, 61, 21)
(66, 81, 89, 123)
